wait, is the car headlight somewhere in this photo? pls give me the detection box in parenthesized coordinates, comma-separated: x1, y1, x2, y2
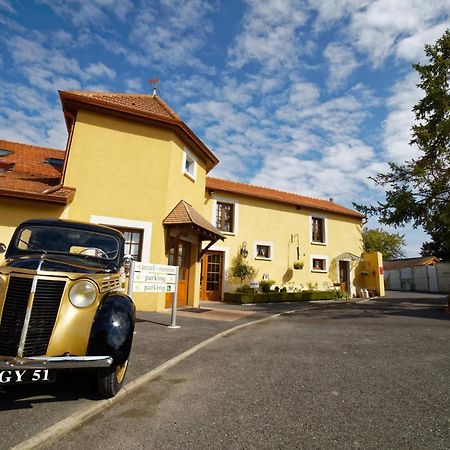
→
(69, 280, 98, 307)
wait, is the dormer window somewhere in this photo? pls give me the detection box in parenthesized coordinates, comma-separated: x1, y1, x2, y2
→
(45, 157, 64, 167)
(0, 149, 13, 157)
(182, 148, 197, 181)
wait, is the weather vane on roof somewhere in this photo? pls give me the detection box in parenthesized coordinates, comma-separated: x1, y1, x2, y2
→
(148, 79, 159, 95)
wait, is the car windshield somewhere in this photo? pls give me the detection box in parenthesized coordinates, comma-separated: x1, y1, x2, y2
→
(15, 226, 120, 260)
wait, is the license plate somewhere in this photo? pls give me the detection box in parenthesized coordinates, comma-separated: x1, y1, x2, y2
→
(0, 369, 56, 384)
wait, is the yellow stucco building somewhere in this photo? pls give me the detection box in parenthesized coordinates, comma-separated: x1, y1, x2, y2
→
(0, 89, 383, 311)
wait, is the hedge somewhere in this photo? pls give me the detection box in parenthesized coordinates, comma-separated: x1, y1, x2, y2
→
(224, 290, 337, 304)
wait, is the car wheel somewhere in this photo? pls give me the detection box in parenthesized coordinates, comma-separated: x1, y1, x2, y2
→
(97, 359, 129, 398)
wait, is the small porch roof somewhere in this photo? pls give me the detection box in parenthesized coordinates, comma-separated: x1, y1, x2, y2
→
(163, 200, 225, 259)
(336, 252, 363, 262)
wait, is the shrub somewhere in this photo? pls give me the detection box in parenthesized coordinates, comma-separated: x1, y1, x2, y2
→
(240, 284, 254, 293)
(334, 289, 350, 300)
(224, 290, 336, 304)
(260, 279, 275, 293)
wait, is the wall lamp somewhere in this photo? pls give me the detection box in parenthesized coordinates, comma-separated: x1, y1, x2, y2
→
(240, 241, 249, 259)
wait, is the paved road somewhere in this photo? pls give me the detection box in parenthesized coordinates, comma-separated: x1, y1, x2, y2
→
(40, 295, 450, 450)
(0, 300, 315, 448)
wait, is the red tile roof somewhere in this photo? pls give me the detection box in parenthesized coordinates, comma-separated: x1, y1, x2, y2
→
(62, 91, 182, 121)
(206, 177, 365, 220)
(0, 140, 74, 204)
(59, 90, 219, 172)
(384, 256, 440, 270)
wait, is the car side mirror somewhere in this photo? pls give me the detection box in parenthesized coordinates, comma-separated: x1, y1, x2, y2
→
(123, 254, 134, 276)
(0, 243, 6, 254)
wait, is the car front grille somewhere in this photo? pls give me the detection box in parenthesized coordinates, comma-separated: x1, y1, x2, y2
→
(100, 276, 121, 292)
(0, 276, 66, 357)
(0, 276, 33, 356)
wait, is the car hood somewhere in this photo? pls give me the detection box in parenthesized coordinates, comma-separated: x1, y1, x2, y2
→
(4, 254, 115, 274)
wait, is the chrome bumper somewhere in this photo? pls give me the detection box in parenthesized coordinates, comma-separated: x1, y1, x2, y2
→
(0, 355, 113, 370)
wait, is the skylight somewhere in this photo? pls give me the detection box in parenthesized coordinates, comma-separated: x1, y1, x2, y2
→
(0, 149, 13, 157)
(45, 157, 64, 166)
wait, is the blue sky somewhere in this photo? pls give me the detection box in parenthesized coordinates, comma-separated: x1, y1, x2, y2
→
(0, 0, 449, 256)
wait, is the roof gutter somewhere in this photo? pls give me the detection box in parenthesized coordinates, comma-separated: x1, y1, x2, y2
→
(0, 187, 75, 205)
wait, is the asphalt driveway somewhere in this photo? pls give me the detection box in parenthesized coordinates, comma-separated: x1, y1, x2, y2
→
(3, 292, 448, 450)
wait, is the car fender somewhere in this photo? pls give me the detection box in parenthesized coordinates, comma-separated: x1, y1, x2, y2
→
(87, 293, 135, 366)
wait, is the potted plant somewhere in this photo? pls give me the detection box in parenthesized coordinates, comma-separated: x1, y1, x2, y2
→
(293, 261, 304, 270)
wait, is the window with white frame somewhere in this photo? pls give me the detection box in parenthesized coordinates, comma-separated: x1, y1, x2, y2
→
(311, 216, 327, 244)
(113, 227, 143, 261)
(182, 148, 197, 181)
(216, 201, 234, 233)
(254, 241, 274, 260)
(310, 255, 328, 272)
(90, 215, 152, 263)
(212, 197, 239, 235)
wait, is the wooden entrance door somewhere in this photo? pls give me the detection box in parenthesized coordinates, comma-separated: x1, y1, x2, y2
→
(339, 260, 350, 292)
(166, 240, 190, 308)
(200, 251, 224, 301)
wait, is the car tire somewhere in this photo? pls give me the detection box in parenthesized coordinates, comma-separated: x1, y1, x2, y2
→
(97, 359, 129, 398)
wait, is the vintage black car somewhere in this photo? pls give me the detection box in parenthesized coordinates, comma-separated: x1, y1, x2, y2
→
(0, 219, 135, 398)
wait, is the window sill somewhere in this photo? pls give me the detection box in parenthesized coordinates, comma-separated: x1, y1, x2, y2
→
(255, 256, 272, 261)
(183, 171, 196, 182)
(311, 241, 327, 246)
(219, 231, 235, 236)
(311, 269, 327, 273)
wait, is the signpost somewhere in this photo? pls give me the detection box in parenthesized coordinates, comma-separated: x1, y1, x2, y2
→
(129, 261, 180, 329)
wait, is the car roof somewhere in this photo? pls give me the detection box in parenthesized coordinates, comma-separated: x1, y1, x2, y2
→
(18, 219, 124, 240)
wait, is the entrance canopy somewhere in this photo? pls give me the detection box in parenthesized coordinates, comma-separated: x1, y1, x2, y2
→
(336, 252, 363, 262)
(163, 200, 225, 260)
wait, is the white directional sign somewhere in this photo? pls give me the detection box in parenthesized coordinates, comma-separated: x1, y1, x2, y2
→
(133, 272, 176, 284)
(132, 262, 178, 294)
(132, 282, 175, 293)
(128, 260, 180, 328)
(135, 262, 177, 274)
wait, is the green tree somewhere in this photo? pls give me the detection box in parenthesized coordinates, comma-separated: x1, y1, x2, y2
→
(362, 228, 406, 260)
(230, 258, 256, 284)
(355, 30, 450, 260)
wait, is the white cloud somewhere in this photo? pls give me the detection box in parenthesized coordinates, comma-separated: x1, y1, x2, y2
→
(0, 82, 67, 149)
(322, 140, 374, 170)
(227, 0, 307, 71)
(124, 78, 143, 92)
(0, 0, 14, 13)
(324, 43, 359, 91)
(276, 82, 376, 140)
(307, 0, 366, 25)
(307, 0, 450, 67)
(85, 62, 116, 80)
(348, 0, 450, 65)
(383, 72, 421, 162)
(6, 34, 118, 93)
(395, 23, 449, 62)
(37, 0, 134, 25)
(128, 0, 216, 72)
(7, 36, 84, 79)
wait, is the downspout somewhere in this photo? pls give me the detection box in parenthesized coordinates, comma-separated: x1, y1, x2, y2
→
(42, 111, 76, 195)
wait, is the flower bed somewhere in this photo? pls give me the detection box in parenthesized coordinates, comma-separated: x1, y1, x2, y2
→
(224, 290, 337, 304)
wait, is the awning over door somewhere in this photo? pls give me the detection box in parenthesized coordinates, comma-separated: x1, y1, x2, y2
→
(336, 252, 363, 262)
(163, 200, 225, 260)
